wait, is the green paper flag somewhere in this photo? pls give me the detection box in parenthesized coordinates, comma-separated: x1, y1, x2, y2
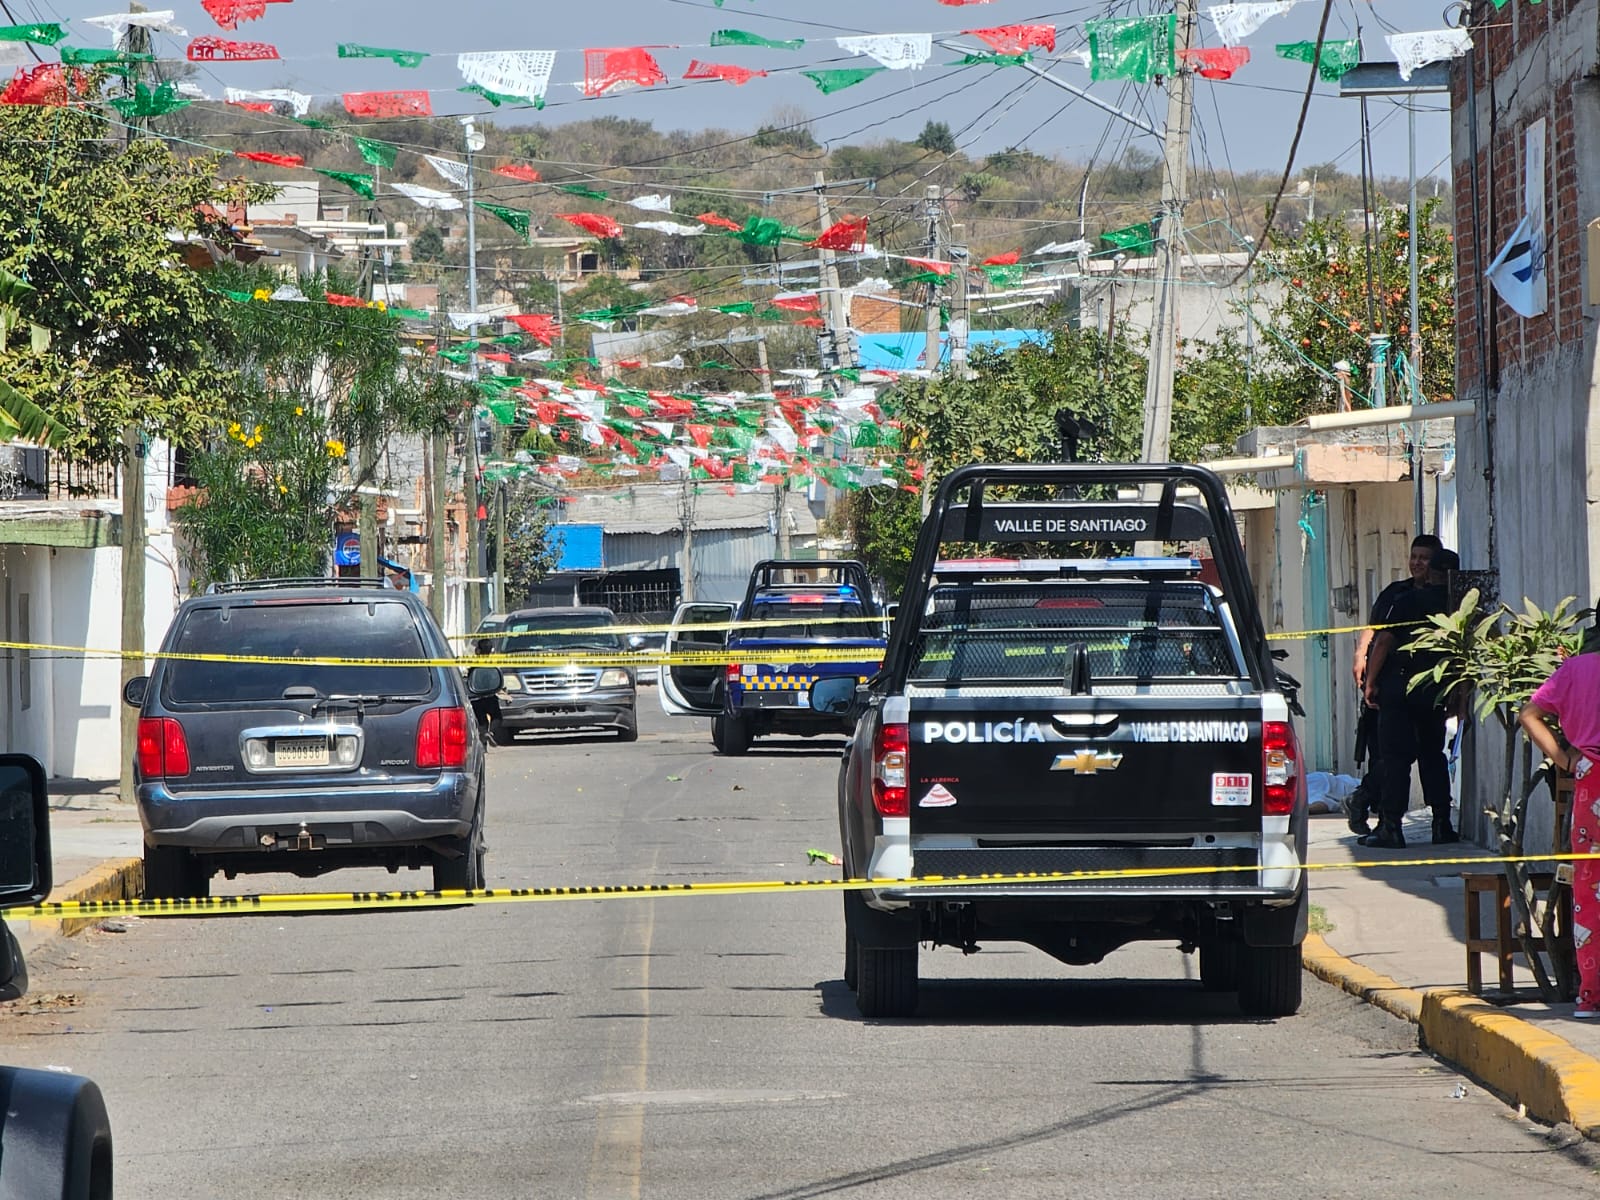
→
(296, 116, 334, 130)
(389, 307, 429, 321)
(60, 46, 152, 76)
(485, 398, 518, 426)
(221, 289, 253, 303)
(476, 201, 531, 242)
(728, 216, 808, 247)
(731, 463, 756, 484)
(710, 30, 804, 51)
(438, 349, 471, 365)
(852, 422, 882, 449)
(1085, 14, 1177, 83)
(1100, 222, 1155, 252)
(0, 23, 66, 46)
(1275, 39, 1362, 82)
(316, 169, 375, 200)
(757, 307, 787, 323)
(836, 369, 860, 383)
(355, 137, 398, 169)
(897, 271, 952, 287)
(700, 360, 736, 371)
(561, 184, 610, 201)
(337, 43, 428, 69)
(109, 81, 190, 119)
(490, 334, 522, 345)
(983, 264, 1028, 288)
(802, 67, 884, 94)
(946, 51, 1032, 68)
(459, 84, 544, 109)
(713, 302, 755, 315)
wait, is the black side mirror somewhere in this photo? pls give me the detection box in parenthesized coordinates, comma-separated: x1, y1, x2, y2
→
(0, 752, 50, 908)
(122, 676, 149, 708)
(809, 676, 858, 717)
(627, 634, 647, 651)
(466, 666, 504, 697)
(1271, 648, 1289, 662)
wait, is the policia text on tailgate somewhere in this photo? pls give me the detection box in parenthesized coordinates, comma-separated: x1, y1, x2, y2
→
(812, 464, 1309, 1019)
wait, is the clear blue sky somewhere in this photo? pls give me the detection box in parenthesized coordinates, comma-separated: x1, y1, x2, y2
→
(42, 1, 1452, 182)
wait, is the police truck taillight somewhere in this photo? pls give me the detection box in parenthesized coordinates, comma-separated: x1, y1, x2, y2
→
(416, 707, 469, 769)
(872, 721, 909, 816)
(1262, 720, 1300, 815)
(725, 663, 741, 684)
(137, 717, 190, 778)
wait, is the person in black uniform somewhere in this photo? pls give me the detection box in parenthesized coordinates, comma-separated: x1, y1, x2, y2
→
(1345, 533, 1442, 840)
(1362, 548, 1460, 847)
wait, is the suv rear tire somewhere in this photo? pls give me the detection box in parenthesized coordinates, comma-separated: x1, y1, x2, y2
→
(434, 808, 485, 891)
(843, 924, 859, 991)
(1237, 943, 1303, 1017)
(854, 942, 917, 1018)
(143, 845, 209, 900)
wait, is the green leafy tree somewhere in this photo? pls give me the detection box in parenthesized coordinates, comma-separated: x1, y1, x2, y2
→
(490, 476, 561, 608)
(0, 106, 255, 462)
(411, 225, 446, 263)
(0, 268, 64, 447)
(915, 121, 956, 155)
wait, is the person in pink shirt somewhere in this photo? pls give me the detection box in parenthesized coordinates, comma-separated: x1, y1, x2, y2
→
(1519, 644, 1600, 1018)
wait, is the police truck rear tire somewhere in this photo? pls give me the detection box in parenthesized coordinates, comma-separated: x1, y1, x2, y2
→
(854, 943, 917, 1018)
(713, 713, 752, 756)
(1237, 944, 1302, 1017)
(1198, 939, 1240, 992)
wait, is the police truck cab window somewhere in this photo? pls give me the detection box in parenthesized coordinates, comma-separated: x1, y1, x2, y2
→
(751, 597, 864, 640)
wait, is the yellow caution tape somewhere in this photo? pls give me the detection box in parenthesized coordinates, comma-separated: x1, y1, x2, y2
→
(13, 852, 1598, 920)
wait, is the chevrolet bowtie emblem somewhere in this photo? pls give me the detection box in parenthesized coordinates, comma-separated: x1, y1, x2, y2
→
(1050, 748, 1124, 774)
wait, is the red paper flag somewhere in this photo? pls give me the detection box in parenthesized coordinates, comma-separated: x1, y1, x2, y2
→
(202, 0, 292, 32)
(963, 24, 1056, 54)
(324, 292, 366, 307)
(683, 60, 767, 86)
(583, 47, 666, 97)
(772, 294, 821, 312)
(696, 211, 743, 232)
(342, 90, 432, 118)
(809, 216, 869, 252)
(557, 212, 624, 239)
(187, 36, 280, 61)
(1178, 46, 1251, 80)
(0, 64, 88, 106)
(478, 351, 513, 364)
(236, 151, 305, 168)
(494, 164, 542, 183)
(508, 313, 560, 345)
(795, 317, 826, 328)
(227, 100, 275, 113)
(686, 424, 713, 448)
(905, 257, 954, 275)
(981, 250, 1020, 265)
(616, 360, 643, 370)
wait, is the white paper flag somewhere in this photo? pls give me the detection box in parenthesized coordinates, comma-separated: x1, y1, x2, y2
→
(639, 301, 697, 316)
(627, 194, 674, 213)
(835, 33, 933, 70)
(269, 284, 308, 302)
(1206, 2, 1297, 47)
(446, 311, 496, 331)
(225, 87, 311, 118)
(1385, 28, 1471, 80)
(651, 354, 686, 369)
(457, 50, 556, 101)
(393, 182, 463, 211)
(1486, 215, 1547, 319)
(1035, 239, 1092, 256)
(83, 9, 187, 45)
(175, 81, 213, 100)
(634, 221, 706, 237)
(424, 155, 471, 191)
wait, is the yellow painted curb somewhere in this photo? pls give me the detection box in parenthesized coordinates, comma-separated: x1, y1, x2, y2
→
(48, 857, 143, 937)
(1301, 932, 1425, 1023)
(1420, 990, 1600, 1138)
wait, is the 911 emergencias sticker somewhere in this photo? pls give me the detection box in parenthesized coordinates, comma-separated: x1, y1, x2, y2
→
(1211, 772, 1253, 806)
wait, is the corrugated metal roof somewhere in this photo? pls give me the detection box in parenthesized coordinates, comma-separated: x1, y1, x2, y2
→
(602, 528, 817, 605)
(560, 484, 818, 536)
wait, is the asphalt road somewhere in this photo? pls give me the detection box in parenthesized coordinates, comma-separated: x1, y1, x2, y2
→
(6, 699, 1600, 1199)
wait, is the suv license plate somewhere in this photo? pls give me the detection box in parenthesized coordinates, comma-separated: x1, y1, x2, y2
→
(274, 737, 329, 767)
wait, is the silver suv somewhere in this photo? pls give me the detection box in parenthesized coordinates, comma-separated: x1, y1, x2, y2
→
(492, 607, 638, 742)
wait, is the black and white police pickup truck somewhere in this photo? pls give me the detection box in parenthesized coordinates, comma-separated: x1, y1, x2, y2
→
(810, 463, 1308, 1019)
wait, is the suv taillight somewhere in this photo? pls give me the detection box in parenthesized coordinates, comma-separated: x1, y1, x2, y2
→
(725, 663, 741, 683)
(1262, 720, 1300, 815)
(417, 707, 469, 769)
(137, 717, 190, 778)
(872, 721, 909, 817)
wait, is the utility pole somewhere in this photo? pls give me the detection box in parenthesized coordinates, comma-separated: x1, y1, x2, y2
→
(812, 171, 858, 383)
(949, 222, 971, 378)
(678, 474, 696, 602)
(922, 186, 943, 375)
(462, 116, 485, 629)
(428, 428, 447, 624)
(1138, 0, 1197, 467)
(357, 164, 382, 578)
(119, 10, 154, 804)
(1407, 100, 1424, 534)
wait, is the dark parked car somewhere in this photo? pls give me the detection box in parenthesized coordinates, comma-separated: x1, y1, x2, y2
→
(124, 578, 502, 898)
(493, 606, 638, 742)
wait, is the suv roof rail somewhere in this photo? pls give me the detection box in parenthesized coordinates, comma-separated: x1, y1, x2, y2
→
(206, 577, 397, 595)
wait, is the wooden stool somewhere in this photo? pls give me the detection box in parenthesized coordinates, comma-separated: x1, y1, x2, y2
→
(1463, 871, 1559, 994)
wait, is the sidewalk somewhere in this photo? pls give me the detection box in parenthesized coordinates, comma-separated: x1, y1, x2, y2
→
(1308, 806, 1600, 1137)
(10, 778, 143, 956)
